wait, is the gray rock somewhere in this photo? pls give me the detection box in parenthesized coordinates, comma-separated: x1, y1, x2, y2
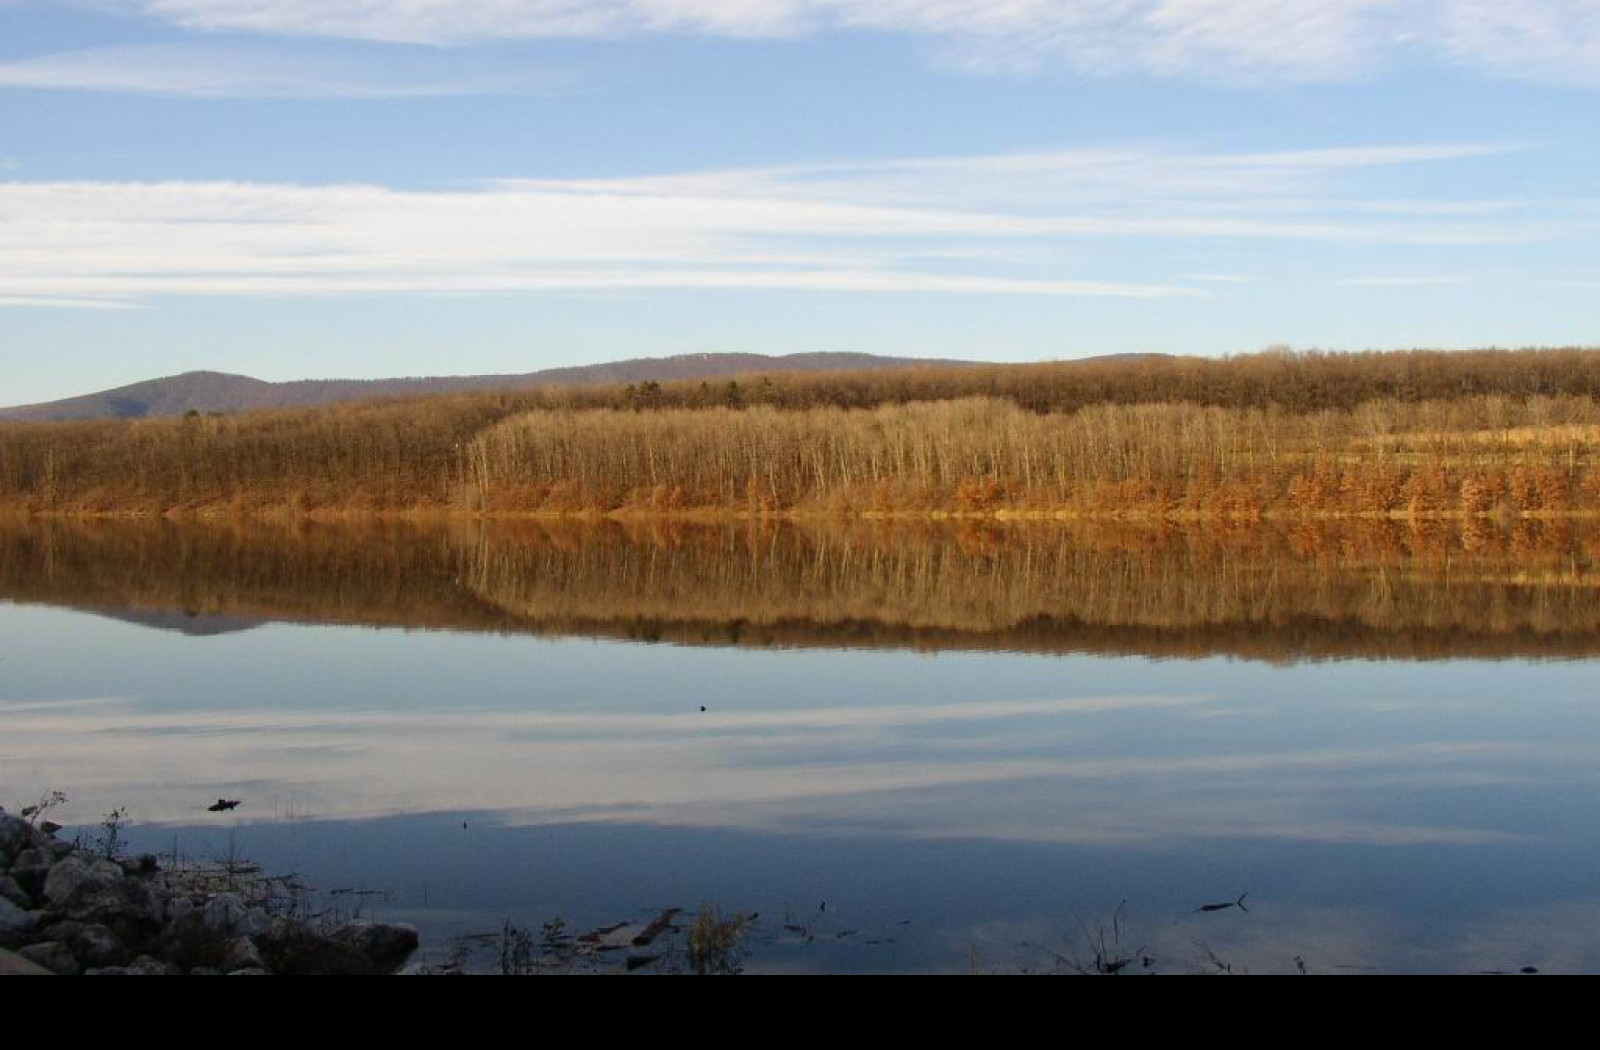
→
(202, 893, 269, 938)
(228, 968, 271, 975)
(0, 812, 30, 857)
(9, 849, 53, 895)
(125, 955, 180, 975)
(43, 854, 125, 908)
(52, 922, 128, 969)
(331, 922, 421, 975)
(41, 853, 160, 929)
(0, 947, 53, 975)
(18, 941, 80, 976)
(221, 935, 266, 973)
(0, 875, 29, 909)
(118, 855, 161, 877)
(0, 896, 37, 944)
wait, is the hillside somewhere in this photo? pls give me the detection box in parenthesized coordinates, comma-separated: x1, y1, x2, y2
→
(3, 347, 1600, 520)
(0, 352, 979, 422)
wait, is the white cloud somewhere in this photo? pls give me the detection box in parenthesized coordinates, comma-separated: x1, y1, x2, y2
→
(1335, 275, 1476, 287)
(0, 295, 137, 310)
(109, 1, 1600, 83)
(0, 143, 1565, 306)
(0, 44, 574, 98)
(1435, 0, 1600, 85)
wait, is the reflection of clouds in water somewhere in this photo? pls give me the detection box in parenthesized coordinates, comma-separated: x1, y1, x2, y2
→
(942, 900, 1589, 974)
(1161, 899, 1600, 974)
(1447, 900, 1600, 975)
(0, 694, 1534, 849)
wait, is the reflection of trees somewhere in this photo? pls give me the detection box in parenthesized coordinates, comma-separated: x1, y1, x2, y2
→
(2, 517, 1598, 663)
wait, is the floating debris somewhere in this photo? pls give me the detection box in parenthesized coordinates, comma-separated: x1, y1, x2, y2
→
(632, 908, 683, 949)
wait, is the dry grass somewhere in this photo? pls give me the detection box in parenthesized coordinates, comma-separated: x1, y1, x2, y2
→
(3, 348, 1600, 519)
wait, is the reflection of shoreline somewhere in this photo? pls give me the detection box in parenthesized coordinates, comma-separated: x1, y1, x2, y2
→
(2, 517, 1598, 663)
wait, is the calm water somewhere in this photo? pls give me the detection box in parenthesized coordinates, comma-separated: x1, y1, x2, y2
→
(3, 518, 1599, 973)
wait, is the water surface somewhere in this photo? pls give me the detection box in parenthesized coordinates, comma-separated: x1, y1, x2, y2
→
(2, 518, 1598, 973)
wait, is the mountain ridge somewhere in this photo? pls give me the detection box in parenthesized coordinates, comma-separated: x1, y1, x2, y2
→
(0, 352, 999, 422)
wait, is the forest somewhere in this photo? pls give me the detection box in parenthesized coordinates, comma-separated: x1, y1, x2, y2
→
(2, 347, 1599, 519)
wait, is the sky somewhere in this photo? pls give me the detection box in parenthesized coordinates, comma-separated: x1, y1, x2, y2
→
(1, 2, 1598, 405)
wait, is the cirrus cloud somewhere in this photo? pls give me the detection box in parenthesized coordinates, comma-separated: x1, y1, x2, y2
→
(106, 1, 1600, 83)
(0, 142, 1563, 308)
(0, 43, 577, 98)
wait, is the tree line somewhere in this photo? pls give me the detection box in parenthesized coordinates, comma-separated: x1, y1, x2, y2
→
(3, 348, 1600, 518)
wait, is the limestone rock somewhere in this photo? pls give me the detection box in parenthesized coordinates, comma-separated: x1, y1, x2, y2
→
(202, 893, 269, 938)
(48, 922, 128, 969)
(43, 854, 125, 908)
(331, 922, 421, 975)
(0, 875, 31, 910)
(18, 941, 80, 976)
(0, 812, 31, 857)
(221, 936, 266, 973)
(0, 947, 53, 975)
(8, 849, 53, 896)
(0, 896, 38, 945)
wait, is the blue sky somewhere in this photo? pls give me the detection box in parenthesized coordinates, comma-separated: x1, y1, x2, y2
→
(1, 1, 1598, 405)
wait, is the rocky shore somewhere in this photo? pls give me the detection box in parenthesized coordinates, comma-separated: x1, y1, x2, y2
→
(0, 809, 418, 975)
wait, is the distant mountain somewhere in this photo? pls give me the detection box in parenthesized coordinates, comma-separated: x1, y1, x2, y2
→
(0, 353, 981, 422)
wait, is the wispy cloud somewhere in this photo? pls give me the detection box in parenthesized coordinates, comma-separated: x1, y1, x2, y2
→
(0, 143, 1566, 306)
(1185, 274, 1259, 284)
(0, 295, 138, 310)
(0, 43, 576, 99)
(1335, 276, 1477, 288)
(108, 1, 1600, 84)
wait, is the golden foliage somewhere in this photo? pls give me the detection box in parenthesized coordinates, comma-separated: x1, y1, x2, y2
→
(3, 349, 1600, 518)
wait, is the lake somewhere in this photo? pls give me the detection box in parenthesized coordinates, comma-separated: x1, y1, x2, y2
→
(2, 517, 1598, 973)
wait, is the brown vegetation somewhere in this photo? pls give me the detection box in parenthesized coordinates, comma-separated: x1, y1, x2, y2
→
(3, 516, 1597, 664)
(469, 394, 1600, 516)
(3, 348, 1600, 518)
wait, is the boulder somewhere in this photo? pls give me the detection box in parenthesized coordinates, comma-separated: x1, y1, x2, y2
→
(0, 947, 53, 975)
(0, 812, 31, 857)
(202, 893, 269, 938)
(221, 936, 267, 973)
(47, 921, 128, 969)
(331, 922, 421, 975)
(0, 875, 29, 909)
(0, 896, 38, 945)
(17, 941, 80, 976)
(42, 853, 161, 931)
(8, 849, 53, 896)
(43, 854, 125, 908)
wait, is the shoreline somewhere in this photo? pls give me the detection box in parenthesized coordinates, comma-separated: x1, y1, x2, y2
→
(0, 808, 418, 976)
(7, 505, 1600, 524)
